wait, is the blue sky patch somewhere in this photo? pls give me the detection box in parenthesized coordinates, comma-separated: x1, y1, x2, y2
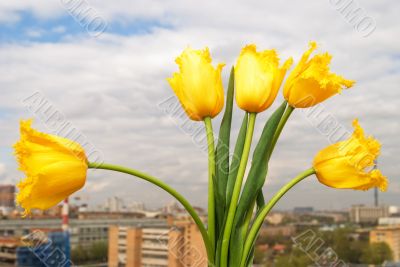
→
(0, 11, 172, 43)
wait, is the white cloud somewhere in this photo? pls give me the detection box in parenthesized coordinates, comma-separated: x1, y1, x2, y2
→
(25, 29, 44, 38)
(0, 0, 399, 209)
(52, 25, 66, 34)
(85, 180, 109, 193)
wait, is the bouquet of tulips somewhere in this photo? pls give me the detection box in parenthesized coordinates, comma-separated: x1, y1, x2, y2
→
(14, 41, 387, 267)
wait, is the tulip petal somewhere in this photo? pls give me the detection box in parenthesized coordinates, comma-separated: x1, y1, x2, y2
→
(167, 47, 225, 121)
(313, 119, 387, 192)
(14, 120, 88, 216)
(284, 41, 355, 108)
(235, 45, 290, 113)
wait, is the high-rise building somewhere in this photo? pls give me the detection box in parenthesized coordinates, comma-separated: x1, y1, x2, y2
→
(0, 185, 15, 215)
(370, 226, 400, 261)
(105, 197, 125, 212)
(108, 218, 207, 267)
(350, 205, 389, 223)
(163, 201, 180, 214)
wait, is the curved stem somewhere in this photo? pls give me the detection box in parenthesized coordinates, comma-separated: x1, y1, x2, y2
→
(241, 200, 255, 238)
(204, 117, 216, 254)
(239, 167, 316, 267)
(220, 112, 256, 267)
(268, 104, 294, 159)
(88, 162, 214, 263)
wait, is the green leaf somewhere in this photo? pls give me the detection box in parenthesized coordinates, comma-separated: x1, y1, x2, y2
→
(226, 113, 248, 208)
(215, 66, 235, 234)
(215, 216, 226, 266)
(256, 190, 265, 210)
(228, 101, 287, 265)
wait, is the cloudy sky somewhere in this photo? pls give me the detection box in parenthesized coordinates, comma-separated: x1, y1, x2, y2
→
(0, 0, 399, 211)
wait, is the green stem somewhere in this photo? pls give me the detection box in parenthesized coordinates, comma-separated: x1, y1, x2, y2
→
(204, 117, 216, 254)
(268, 104, 294, 158)
(88, 162, 214, 263)
(220, 112, 256, 267)
(239, 167, 316, 267)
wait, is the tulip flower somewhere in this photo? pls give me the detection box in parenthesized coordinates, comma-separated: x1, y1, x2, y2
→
(235, 44, 293, 113)
(167, 47, 225, 121)
(313, 119, 387, 191)
(14, 120, 88, 216)
(283, 41, 355, 108)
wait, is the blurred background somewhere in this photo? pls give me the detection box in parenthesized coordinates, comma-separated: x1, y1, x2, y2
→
(0, 1, 399, 266)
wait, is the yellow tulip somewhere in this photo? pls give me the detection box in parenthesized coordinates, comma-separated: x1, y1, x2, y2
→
(235, 44, 293, 113)
(167, 47, 225, 121)
(283, 41, 355, 108)
(313, 119, 387, 191)
(14, 120, 88, 216)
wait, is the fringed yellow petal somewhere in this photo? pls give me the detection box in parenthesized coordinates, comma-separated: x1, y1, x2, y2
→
(313, 119, 388, 191)
(284, 41, 355, 108)
(14, 120, 88, 216)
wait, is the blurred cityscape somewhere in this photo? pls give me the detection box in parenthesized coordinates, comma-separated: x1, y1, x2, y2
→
(0, 184, 399, 266)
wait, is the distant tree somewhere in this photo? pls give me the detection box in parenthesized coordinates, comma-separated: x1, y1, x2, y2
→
(253, 247, 266, 264)
(257, 232, 289, 247)
(360, 242, 393, 265)
(71, 245, 89, 264)
(263, 226, 386, 266)
(71, 241, 108, 264)
(274, 248, 312, 267)
(331, 228, 360, 262)
(321, 227, 368, 263)
(348, 240, 367, 263)
(89, 241, 108, 262)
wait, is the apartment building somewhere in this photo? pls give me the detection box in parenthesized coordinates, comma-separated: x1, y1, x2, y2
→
(370, 226, 400, 261)
(350, 205, 389, 223)
(0, 237, 19, 265)
(0, 217, 166, 249)
(108, 219, 207, 267)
